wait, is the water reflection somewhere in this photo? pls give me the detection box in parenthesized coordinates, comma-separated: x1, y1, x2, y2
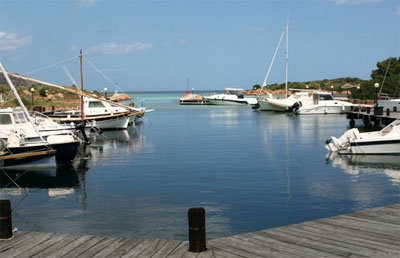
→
(0, 165, 84, 209)
(84, 125, 152, 166)
(326, 152, 400, 185)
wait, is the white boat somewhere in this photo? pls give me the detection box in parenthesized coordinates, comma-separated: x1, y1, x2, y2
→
(0, 61, 81, 166)
(325, 119, 400, 155)
(204, 88, 257, 106)
(49, 96, 133, 130)
(289, 91, 355, 114)
(255, 20, 304, 112)
(257, 91, 312, 111)
(8, 51, 149, 130)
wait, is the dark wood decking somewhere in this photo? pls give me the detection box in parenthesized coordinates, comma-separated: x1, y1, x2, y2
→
(1, 204, 399, 257)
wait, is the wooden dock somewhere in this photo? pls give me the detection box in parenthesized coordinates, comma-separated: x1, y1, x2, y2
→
(1, 204, 399, 257)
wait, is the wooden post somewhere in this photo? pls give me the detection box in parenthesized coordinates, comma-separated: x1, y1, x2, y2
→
(0, 199, 12, 239)
(188, 207, 206, 252)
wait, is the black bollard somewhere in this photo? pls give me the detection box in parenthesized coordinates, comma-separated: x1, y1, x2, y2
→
(0, 199, 12, 239)
(188, 207, 206, 252)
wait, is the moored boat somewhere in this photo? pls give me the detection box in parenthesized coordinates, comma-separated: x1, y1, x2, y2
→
(288, 91, 355, 114)
(0, 61, 81, 165)
(205, 87, 257, 106)
(325, 119, 400, 155)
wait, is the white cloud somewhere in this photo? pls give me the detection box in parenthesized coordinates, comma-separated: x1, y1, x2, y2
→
(177, 39, 187, 45)
(331, 0, 383, 5)
(0, 31, 32, 51)
(78, 0, 98, 7)
(87, 42, 153, 54)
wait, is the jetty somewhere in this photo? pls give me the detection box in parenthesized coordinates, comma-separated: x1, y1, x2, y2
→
(0, 203, 399, 257)
(347, 103, 400, 127)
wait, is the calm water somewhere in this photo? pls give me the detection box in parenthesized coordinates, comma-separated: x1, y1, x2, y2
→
(1, 91, 399, 240)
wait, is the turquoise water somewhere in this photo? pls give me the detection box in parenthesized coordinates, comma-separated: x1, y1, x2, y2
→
(1, 91, 399, 240)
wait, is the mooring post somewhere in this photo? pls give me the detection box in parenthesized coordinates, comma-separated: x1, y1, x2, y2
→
(0, 199, 13, 239)
(188, 207, 206, 252)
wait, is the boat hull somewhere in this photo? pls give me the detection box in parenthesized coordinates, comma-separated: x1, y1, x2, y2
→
(51, 113, 132, 130)
(296, 103, 353, 114)
(348, 140, 400, 155)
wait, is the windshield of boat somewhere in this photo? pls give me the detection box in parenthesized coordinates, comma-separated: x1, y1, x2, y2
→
(88, 101, 106, 108)
(13, 111, 28, 123)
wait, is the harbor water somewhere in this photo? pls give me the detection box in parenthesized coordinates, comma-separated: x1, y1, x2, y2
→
(1, 91, 399, 240)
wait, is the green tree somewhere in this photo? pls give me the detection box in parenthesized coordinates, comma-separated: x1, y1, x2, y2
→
(370, 57, 400, 98)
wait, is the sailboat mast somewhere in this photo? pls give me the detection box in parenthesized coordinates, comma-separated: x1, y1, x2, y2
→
(285, 20, 289, 98)
(79, 50, 85, 120)
(0, 62, 30, 116)
(0, 62, 47, 143)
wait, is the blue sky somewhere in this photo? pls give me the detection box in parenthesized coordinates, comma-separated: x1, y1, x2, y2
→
(1, 0, 399, 92)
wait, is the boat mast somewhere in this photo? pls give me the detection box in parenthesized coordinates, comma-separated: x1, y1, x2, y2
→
(79, 50, 85, 120)
(0, 62, 47, 143)
(285, 19, 289, 98)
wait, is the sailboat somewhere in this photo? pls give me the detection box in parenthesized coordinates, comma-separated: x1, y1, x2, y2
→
(255, 20, 313, 112)
(9, 51, 148, 130)
(0, 62, 81, 166)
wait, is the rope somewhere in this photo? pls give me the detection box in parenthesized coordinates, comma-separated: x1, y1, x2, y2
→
(24, 56, 77, 76)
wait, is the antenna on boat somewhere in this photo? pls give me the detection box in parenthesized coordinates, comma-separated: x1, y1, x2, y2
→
(186, 78, 190, 94)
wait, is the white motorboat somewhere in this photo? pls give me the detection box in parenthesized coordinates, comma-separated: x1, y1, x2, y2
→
(288, 91, 354, 114)
(257, 91, 312, 111)
(204, 88, 257, 106)
(325, 119, 400, 155)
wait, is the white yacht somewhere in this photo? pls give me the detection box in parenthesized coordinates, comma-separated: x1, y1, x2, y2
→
(204, 88, 257, 106)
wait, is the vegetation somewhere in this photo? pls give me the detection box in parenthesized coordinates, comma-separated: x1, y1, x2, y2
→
(1, 57, 399, 108)
(253, 57, 400, 100)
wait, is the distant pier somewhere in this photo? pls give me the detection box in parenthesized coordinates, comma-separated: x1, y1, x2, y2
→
(1, 204, 399, 257)
(347, 104, 400, 127)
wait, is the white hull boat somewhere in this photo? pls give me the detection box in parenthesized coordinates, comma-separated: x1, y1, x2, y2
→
(205, 88, 257, 106)
(288, 91, 354, 115)
(256, 91, 312, 111)
(325, 119, 400, 155)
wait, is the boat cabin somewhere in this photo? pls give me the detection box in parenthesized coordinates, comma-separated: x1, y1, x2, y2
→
(312, 92, 334, 104)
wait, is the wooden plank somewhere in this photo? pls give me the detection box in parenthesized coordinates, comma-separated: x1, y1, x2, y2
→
(120, 239, 164, 258)
(74, 236, 118, 258)
(0, 232, 56, 257)
(16, 233, 74, 258)
(0, 232, 38, 251)
(235, 231, 338, 258)
(208, 236, 272, 258)
(43, 234, 95, 257)
(90, 237, 138, 258)
(293, 220, 399, 251)
(318, 215, 400, 240)
(0, 150, 56, 161)
(29, 233, 82, 257)
(104, 238, 144, 257)
(60, 235, 107, 257)
(274, 223, 397, 257)
(258, 229, 354, 257)
(149, 240, 184, 258)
